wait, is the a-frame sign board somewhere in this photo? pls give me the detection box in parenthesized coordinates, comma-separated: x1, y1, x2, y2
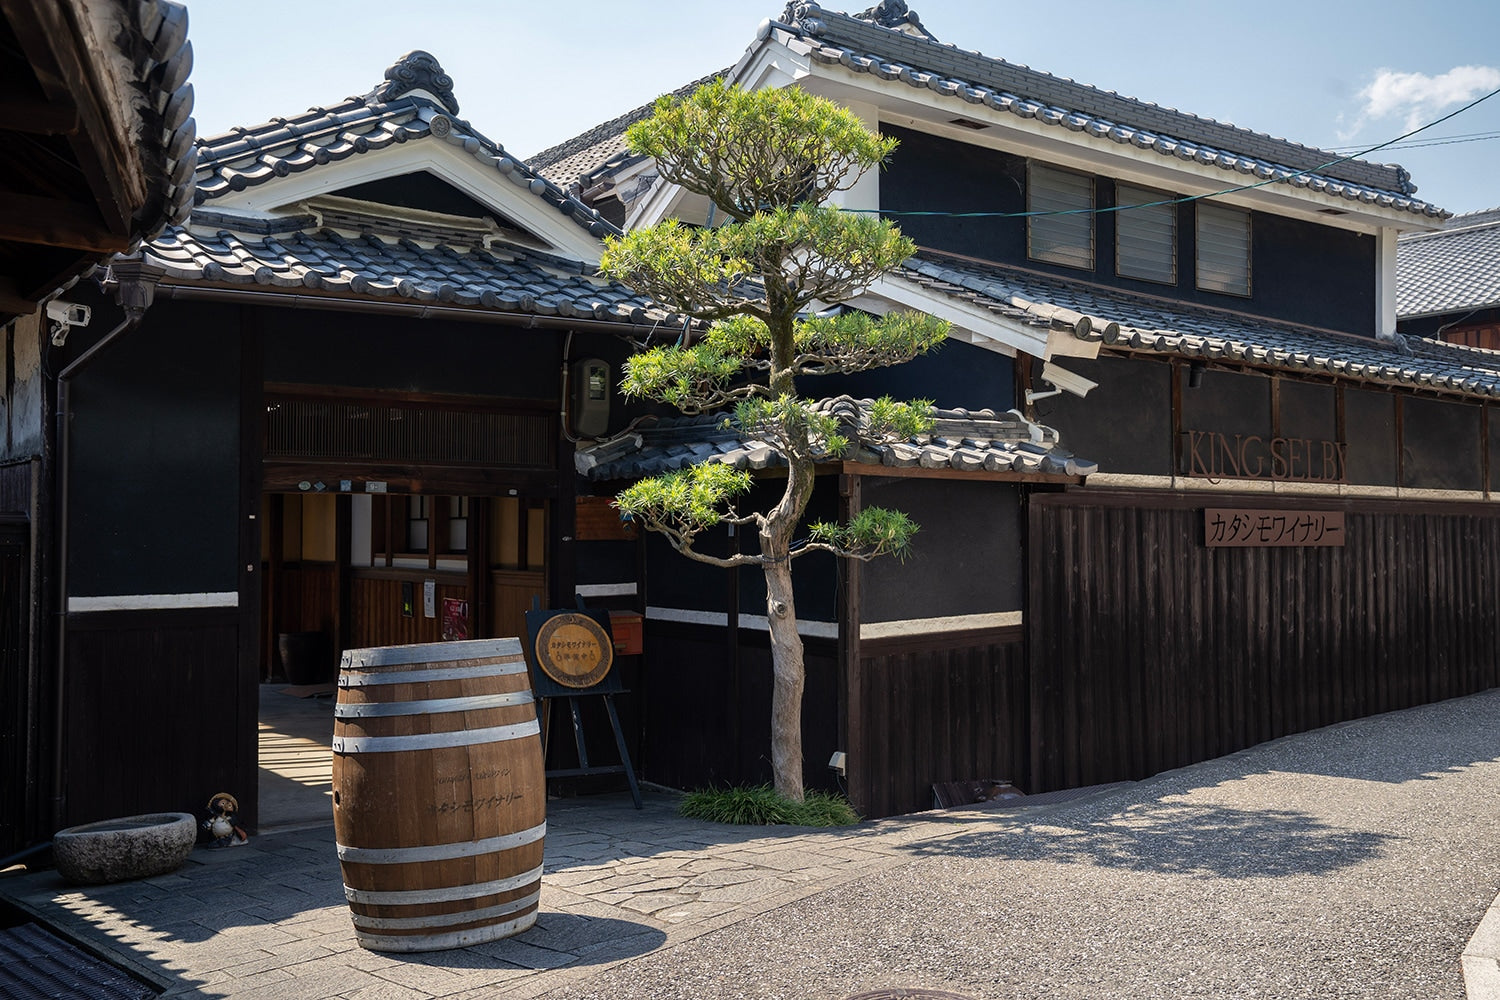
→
(523, 601, 642, 809)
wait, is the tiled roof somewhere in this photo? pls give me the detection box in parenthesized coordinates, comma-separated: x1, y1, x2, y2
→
(192, 51, 616, 241)
(123, 0, 199, 234)
(530, 70, 730, 192)
(773, 3, 1444, 218)
(575, 395, 1097, 482)
(899, 252, 1500, 399)
(1396, 208, 1500, 319)
(141, 214, 671, 326)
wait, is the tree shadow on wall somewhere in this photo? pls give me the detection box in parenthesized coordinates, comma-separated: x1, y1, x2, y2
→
(904, 801, 1396, 880)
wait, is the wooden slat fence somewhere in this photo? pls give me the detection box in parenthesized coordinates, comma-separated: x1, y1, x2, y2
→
(1028, 491, 1500, 792)
(855, 629, 1027, 819)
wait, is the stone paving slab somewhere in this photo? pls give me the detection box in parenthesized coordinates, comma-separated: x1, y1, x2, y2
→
(4, 692, 1500, 998)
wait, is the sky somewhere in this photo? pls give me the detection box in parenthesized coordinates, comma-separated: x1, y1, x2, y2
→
(182, 0, 1500, 215)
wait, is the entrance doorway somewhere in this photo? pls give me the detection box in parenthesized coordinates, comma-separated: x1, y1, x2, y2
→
(255, 489, 550, 829)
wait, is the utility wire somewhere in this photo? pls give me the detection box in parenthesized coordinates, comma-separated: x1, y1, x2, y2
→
(850, 85, 1500, 221)
(1324, 130, 1500, 153)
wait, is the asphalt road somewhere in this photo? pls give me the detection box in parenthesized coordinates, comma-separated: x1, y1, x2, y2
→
(541, 690, 1500, 1000)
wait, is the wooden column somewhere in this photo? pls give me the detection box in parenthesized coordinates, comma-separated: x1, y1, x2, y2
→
(838, 472, 864, 813)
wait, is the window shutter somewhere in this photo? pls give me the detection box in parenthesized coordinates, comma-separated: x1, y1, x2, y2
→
(1028, 163, 1094, 270)
(1196, 203, 1251, 296)
(1115, 183, 1176, 284)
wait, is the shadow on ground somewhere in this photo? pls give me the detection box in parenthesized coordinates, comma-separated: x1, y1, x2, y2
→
(900, 800, 1396, 879)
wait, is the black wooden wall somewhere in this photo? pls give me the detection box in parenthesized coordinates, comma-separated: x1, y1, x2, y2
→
(0, 517, 31, 856)
(638, 621, 840, 795)
(1027, 490, 1500, 792)
(854, 628, 1027, 818)
(881, 125, 1377, 336)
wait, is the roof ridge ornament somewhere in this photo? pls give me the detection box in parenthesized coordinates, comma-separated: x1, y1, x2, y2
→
(853, 0, 936, 40)
(370, 51, 459, 114)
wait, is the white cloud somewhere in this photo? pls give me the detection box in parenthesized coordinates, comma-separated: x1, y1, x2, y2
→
(1357, 65, 1500, 132)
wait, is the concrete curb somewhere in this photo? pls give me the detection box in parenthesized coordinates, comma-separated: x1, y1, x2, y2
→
(1465, 893, 1500, 1000)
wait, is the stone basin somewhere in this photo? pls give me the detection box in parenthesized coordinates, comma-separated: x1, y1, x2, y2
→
(52, 812, 197, 885)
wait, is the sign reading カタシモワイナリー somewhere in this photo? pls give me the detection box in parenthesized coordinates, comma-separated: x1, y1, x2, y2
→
(532, 612, 614, 690)
(1204, 508, 1346, 548)
(1182, 430, 1347, 483)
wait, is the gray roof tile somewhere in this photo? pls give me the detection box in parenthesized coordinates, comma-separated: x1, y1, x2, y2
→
(529, 69, 731, 191)
(775, 4, 1444, 218)
(898, 251, 1500, 399)
(143, 217, 671, 327)
(542, 4, 1445, 221)
(1397, 208, 1500, 318)
(192, 52, 616, 241)
(575, 395, 1096, 481)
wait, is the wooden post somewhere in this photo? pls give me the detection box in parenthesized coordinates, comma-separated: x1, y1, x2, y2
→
(838, 472, 864, 814)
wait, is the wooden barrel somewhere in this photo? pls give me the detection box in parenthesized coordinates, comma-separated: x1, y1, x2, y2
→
(332, 638, 545, 952)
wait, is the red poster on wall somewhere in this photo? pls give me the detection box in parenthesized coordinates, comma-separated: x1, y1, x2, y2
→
(441, 598, 469, 640)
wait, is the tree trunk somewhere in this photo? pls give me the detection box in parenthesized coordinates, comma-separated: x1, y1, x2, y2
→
(761, 432, 815, 803)
(763, 551, 805, 802)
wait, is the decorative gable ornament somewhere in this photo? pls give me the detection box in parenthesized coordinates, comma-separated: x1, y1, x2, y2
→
(853, 0, 936, 39)
(368, 50, 460, 114)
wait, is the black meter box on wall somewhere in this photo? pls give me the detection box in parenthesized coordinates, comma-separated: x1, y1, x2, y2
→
(571, 358, 610, 437)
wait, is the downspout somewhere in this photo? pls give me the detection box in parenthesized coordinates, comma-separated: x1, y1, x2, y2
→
(50, 261, 164, 829)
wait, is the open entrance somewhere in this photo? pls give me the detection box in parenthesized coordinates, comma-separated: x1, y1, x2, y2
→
(255, 488, 553, 829)
(252, 386, 561, 829)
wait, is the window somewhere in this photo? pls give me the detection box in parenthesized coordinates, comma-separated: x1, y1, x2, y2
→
(1028, 162, 1094, 270)
(407, 496, 429, 553)
(1115, 183, 1177, 284)
(1196, 202, 1252, 296)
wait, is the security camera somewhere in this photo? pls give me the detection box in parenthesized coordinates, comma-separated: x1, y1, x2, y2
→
(46, 301, 91, 327)
(1039, 361, 1097, 398)
(45, 300, 91, 347)
(1025, 361, 1098, 405)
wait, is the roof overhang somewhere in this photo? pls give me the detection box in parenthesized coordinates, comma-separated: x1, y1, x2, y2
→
(0, 0, 195, 321)
(629, 20, 1442, 238)
(203, 115, 607, 266)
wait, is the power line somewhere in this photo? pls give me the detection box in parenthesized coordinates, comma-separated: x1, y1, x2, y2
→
(852, 85, 1500, 221)
(1324, 130, 1500, 153)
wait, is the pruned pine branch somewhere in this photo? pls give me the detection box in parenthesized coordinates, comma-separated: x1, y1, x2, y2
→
(733, 396, 848, 461)
(599, 220, 766, 323)
(624, 80, 897, 223)
(600, 208, 920, 329)
(808, 506, 920, 562)
(791, 311, 950, 377)
(614, 464, 765, 568)
(619, 342, 766, 414)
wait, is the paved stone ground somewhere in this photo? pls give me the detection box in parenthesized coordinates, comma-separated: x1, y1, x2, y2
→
(3, 689, 1499, 999)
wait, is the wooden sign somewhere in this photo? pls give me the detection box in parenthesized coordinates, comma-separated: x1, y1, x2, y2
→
(1204, 508, 1346, 548)
(532, 612, 615, 689)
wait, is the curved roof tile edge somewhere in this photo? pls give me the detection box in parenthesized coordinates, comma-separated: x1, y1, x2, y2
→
(189, 52, 621, 244)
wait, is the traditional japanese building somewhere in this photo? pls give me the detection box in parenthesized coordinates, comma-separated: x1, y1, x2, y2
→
(1, 51, 676, 837)
(556, 2, 1500, 817)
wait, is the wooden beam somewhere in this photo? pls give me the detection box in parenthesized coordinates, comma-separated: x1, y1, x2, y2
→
(0, 279, 40, 316)
(0, 97, 79, 135)
(0, 192, 127, 252)
(831, 462, 1084, 485)
(1, 0, 141, 236)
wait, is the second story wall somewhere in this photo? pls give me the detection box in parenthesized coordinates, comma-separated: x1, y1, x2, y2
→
(881, 125, 1377, 337)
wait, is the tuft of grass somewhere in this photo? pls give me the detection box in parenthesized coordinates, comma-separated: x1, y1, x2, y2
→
(677, 784, 860, 827)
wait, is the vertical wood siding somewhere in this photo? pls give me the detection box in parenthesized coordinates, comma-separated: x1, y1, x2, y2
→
(63, 610, 247, 828)
(639, 621, 839, 795)
(350, 574, 470, 649)
(0, 522, 31, 855)
(854, 632, 1027, 819)
(1028, 492, 1500, 792)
